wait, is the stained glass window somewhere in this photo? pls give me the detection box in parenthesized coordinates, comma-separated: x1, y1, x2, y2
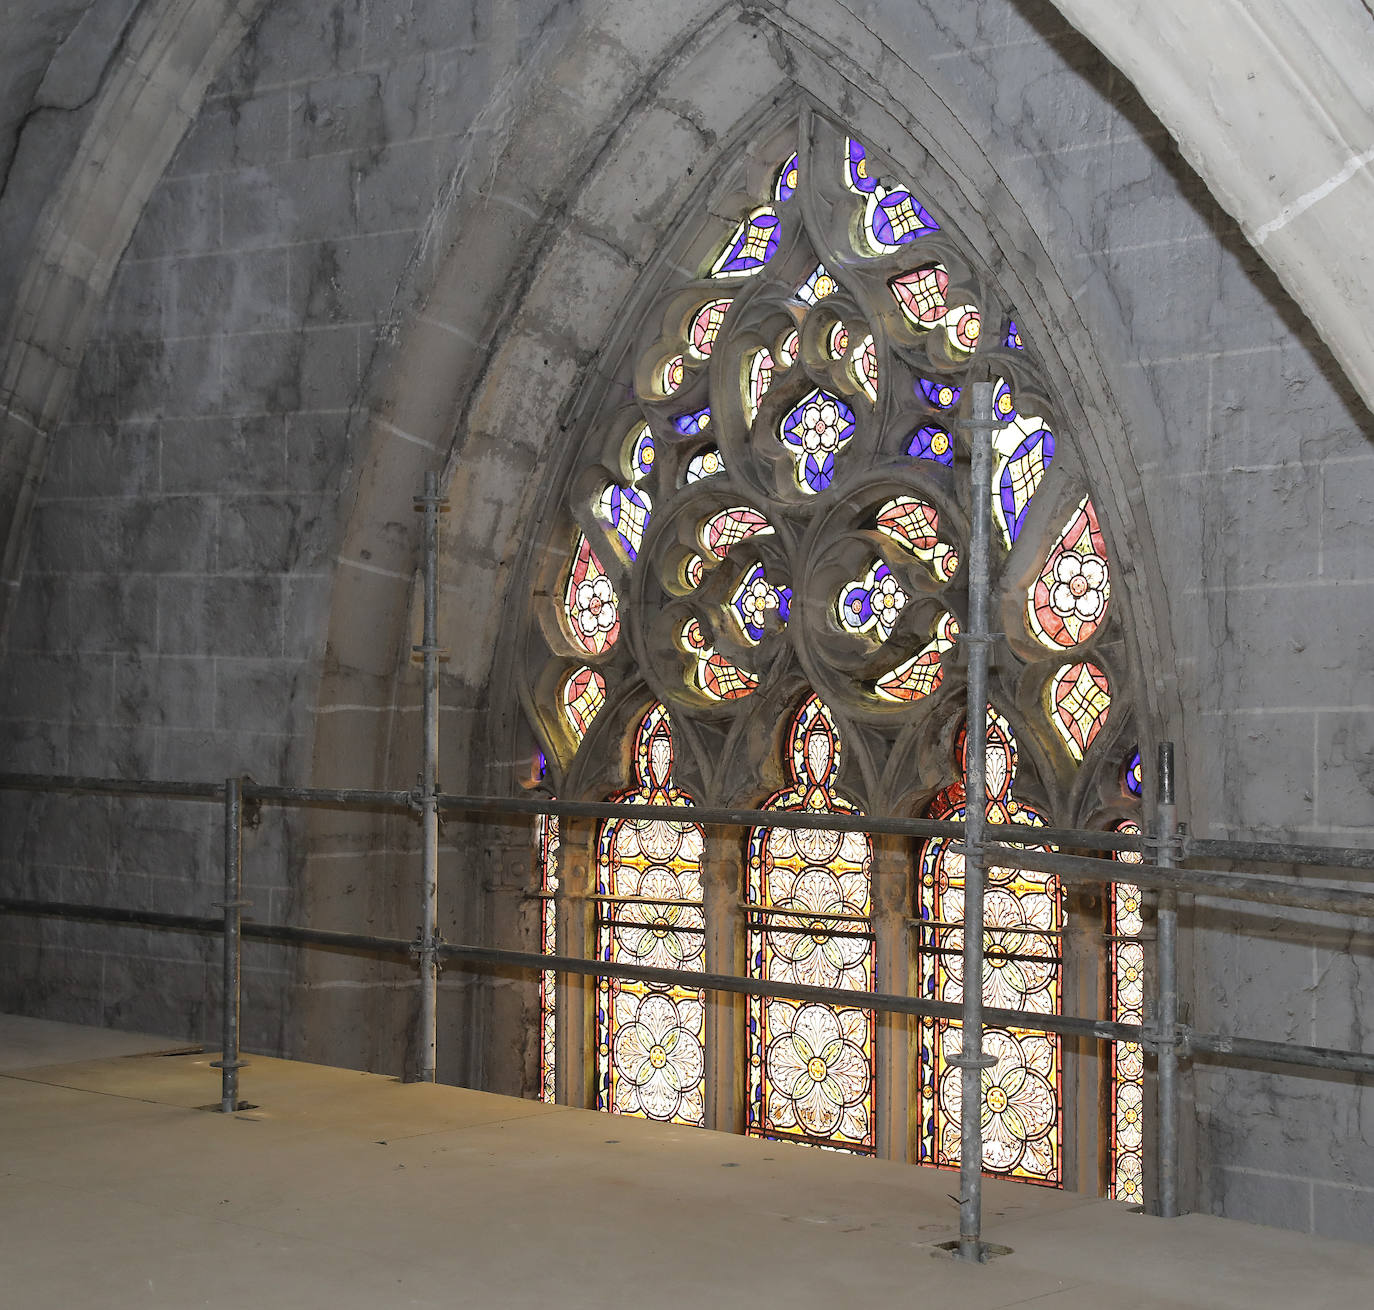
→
(838, 559, 908, 639)
(630, 424, 655, 480)
(778, 388, 856, 492)
(597, 483, 652, 561)
(797, 263, 838, 304)
(711, 207, 780, 277)
(681, 618, 758, 700)
(526, 110, 1138, 1191)
(539, 811, 559, 1103)
(563, 534, 620, 654)
(689, 299, 732, 358)
(1028, 497, 1111, 649)
(1049, 661, 1111, 762)
(776, 153, 799, 203)
(917, 376, 961, 411)
(702, 505, 772, 558)
(685, 448, 725, 482)
(853, 334, 878, 402)
(1109, 818, 1144, 1204)
(746, 348, 775, 422)
(917, 709, 1063, 1184)
(561, 665, 606, 741)
(730, 562, 792, 642)
(747, 697, 875, 1152)
(673, 406, 712, 436)
(597, 706, 707, 1124)
(844, 136, 939, 252)
(1124, 748, 1144, 798)
(874, 611, 959, 703)
(777, 327, 800, 368)
(907, 424, 954, 467)
(890, 263, 950, 327)
(661, 354, 686, 394)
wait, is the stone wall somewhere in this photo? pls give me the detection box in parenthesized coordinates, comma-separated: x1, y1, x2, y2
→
(0, 0, 1370, 1239)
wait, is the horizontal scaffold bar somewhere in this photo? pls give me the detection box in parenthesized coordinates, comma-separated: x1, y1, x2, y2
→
(3, 774, 1373, 905)
(7, 895, 1374, 1077)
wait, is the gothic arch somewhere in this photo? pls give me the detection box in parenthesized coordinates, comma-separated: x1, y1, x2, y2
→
(296, 2, 1176, 1129)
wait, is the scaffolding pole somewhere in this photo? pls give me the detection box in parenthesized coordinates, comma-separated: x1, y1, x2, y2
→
(412, 472, 448, 1084)
(955, 381, 999, 1262)
(211, 776, 247, 1112)
(1154, 742, 1181, 1217)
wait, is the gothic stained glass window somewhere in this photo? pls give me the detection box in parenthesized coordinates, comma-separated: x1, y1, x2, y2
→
(747, 697, 875, 1152)
(745, 348, 775, 422)
(597, 705, 707, 1125)
(522, 109, 1139, 1190)
(689, 299, 732, 358)
(1109, 817, 1145, 1205)
(597, 484, 652, 561)
(797, 263, 838, 304)
(917, 376, 961, 411)
(539, 811, 559, 1103)
(673, 405, 713, 436)
(874, 611, 959, 703)
(917, 710, 1063, 1184)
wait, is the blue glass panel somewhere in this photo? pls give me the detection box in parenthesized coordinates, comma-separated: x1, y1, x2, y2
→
(608, 484, 652, 560)
(916, 377, 961, 411)
(1125, 749, 1144, 798)
(847, 137, 877, 193)
(907, 424, 954, 466)
(999, 428, 1055, 543)
(776, 153, 799, 203)
(994, 378, 1017, 421)
(871, 189, 939, 246)
(1005, 320, 1024, 350)
(673, 406, 712, 436)
(715, 212, 781, 274)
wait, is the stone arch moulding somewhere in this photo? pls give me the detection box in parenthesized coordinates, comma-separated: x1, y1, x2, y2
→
(0, 0, 273, 647)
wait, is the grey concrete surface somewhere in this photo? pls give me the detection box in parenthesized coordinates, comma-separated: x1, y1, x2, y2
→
(3, 1015, 1373, 1310)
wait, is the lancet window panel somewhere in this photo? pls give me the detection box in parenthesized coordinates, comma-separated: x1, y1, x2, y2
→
(916, 709, 1063, 1186)
(520, 107, 1141, 1193)
(594, 706, 707, 1127)
(746, 697, 876, 1154)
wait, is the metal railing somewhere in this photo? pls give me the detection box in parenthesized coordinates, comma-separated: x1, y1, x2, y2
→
(4, 431, 1374, 1261)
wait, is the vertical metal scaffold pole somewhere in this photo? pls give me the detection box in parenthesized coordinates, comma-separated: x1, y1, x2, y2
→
(215, 776, 245, 1112)
(413, 471, 447, 1084)
(1154, 741, 1180, 1217)
(956, 381, 998, 1262)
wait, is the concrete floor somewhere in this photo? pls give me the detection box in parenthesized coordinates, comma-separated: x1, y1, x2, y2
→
(2, 1015, 1371, 1309)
